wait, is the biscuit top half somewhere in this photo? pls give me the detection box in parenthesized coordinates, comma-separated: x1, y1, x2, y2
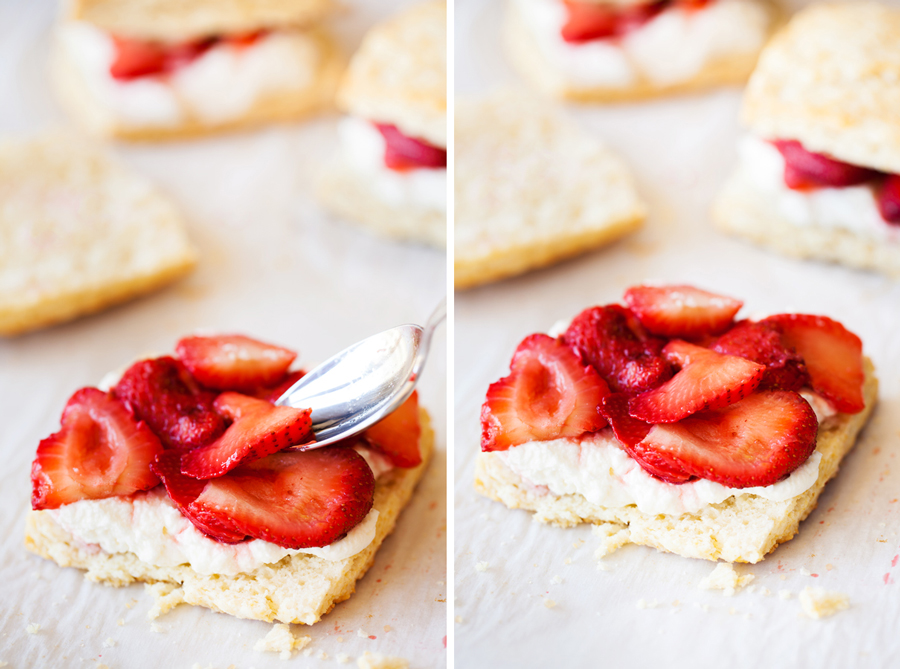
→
(743, 2, 900, 174)
(337, 0, 447, 148)
(66, 0, 333, 42)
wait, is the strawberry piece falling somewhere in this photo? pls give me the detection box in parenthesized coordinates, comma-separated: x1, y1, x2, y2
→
(760, 314, 865, 414)
(712, 320, 810, 391)
(637, 391, 819, 488)
(560, 0, 664, 43)
(562, 305, 672, 395)
(176, 334, 297, 392)
(375, 124, 447, 170)
(32, 388, 163, 510)
(363, 391, 422, 468)
(628, 340, 765, 424)
(189, 447, 376, 549)
(180, 392, 313, 479)
(877, 174, 900, 224)
(481, 334, 610, 451)
(113, 356, 226, 451)
(772, 140, 880, 190)
(623, 284, 743, 339)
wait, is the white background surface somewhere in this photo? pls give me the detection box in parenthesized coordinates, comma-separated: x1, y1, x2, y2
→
(454, 1, 900, 667)
(0, 1, 447, 667)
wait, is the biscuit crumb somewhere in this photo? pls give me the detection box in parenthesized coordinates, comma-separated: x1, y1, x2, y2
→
(564, 558, 572, 565)
(103, 638, 116, 648)
(383, 625, 391, 632)
(303, 648, 313, 657)
(117, 619, 124, 626)
(149, 622, 165, 633)
(543, 599, 556, 609)
(455, 616, 464, 623)
(318, 650, 329, 660)
(338, 653, 351, 664)
(125, 598, 137, 609)
(699, 563, 754, 596)
(550, 575, 562, 585)
(26, 623, 40, 634)
(145, 582, 185, 620)
(592, 524, 631, 560)
(338, 637, 344, 643)
(357, 629, 369, 638)
(253, 623, 310, 659)
(800, 568, 812, 577)
(357, 651, 409, 669)
(778, 590, 793, 601)
(475, 561, 489, 572)
(636, 599, 659, 609)
(799, 587, 849, 619)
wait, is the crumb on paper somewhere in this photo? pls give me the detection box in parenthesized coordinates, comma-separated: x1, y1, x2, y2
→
(564, 558, 572, 565)
(145, 582, 185, 620)
(551, 575, 562, 585)
(357, 651, 409, 669)
(253, 623, 310, 659)
(357, 629, 369, 638)
(592, 524, 631, 560)
(116, 619, 124, 626)
(778, 590, 793, 601)
(26, 623, 40, 634)
(102, 638, 116, 648)
(572, 539, 584, 549)
(475, 561, 489, 572)
(337, 653, 351, 664)
(544, 599, 556, 609)
(636, 599, 659, 610)
(699, 563, 754, 596)
(455, 616, 464, 623)
(338, 637, 344, 643)
(149, 622, 165, 633)
(383, 625, 391, 632)
(799, 587, 849, 619)
(303, 648, 313, 657)
(318, 650, 328, 660)
(125, 598, 137, 609)
(800, 567, 812, 577)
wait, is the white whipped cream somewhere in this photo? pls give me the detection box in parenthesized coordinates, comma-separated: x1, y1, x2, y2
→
(59, 22, 319, 127)
(738, 136, 900, 242)
(497, 427, 823, 516)
(337, 116, 447, 212)
(516, 0, 769, 87)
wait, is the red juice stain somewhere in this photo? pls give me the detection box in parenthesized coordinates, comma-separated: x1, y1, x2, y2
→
(892, 555, 899, 568)
(443, 636, 447, 648)
(884, 573, 893, 585)
(811, 574, 819, 578)
(369, 635, 377, 640)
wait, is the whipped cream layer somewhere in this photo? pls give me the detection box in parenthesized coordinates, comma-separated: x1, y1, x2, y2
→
(738, 136, 900, 242)
(516, 0, 769, 87)
(497, 428, 824, 516)
(59, 22, 320, 127)
(338, 116, 447, 212)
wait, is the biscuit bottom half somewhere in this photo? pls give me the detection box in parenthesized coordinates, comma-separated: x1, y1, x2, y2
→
(25, 411, 434, 625)
(475, 362, 877, 564)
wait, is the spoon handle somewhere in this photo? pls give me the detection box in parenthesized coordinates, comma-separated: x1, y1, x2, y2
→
(412, 296, 446, 382)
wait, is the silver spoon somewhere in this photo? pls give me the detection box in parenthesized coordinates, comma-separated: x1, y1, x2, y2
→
(275, 297, 446, 449)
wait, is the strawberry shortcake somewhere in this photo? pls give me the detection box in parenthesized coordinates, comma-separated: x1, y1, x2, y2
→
(713, 2, 900, 275)
(25, 334, 432, 624)
(503, 0, 777, 101)
(475, 285, 877, 563)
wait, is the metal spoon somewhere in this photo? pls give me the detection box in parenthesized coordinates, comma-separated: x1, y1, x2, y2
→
(275, 297, 446, 449)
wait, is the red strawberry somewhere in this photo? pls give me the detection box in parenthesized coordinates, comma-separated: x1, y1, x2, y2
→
(628, 340, 765, 424)
(877, 174, 900, 224)
(560, 0, 663, 43)
(109, 36, 168, 80)
(32, 388, 163, 510)
(481, 334, 610, 451)
(561, 305, 672, 395)
(254, 370, 306, 403)
(623, 284, 743, 339)
(189, 447, 376, 549)
(772, 140, 880, 190)
(176, 334, 297, 392)
(760, 314, 865, 413)
(637, 391, 818, 488)
(712, 319, 810, 391)
(363, 391, 422, 468)
(113, 356, 226, 451)
(180, 392, 313, 479)
(375, 124, 447, 170)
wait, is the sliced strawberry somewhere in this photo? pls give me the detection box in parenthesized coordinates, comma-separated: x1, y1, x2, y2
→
(481, 334, 610, 451)
(222, 29, 268, 49)
(623, 284, 743, 339)
(772, 140, 880, 190)
(877, 174, 900, 224)
(637, 391, 818, 488)
(176, 335, 297, 392)
(561, 305, 672, 395)
(375, 124, 447, 171)
(628, 340, 765, 424)
(180, 392, 313, 479)
(109, 36, 168, 80)
(254, 370, 306, 403)
(113, 356, 226, 451)
(189, 447, 376, 549)
(363, 391, 422, 468)
(32, 388, 163, 510)
(712, 319, 810, 391)
(760, 314, 865, 413)
(151, 451, 247, 544)
(560, 0, 664, 43)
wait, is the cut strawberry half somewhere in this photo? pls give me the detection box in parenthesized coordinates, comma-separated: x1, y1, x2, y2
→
(176, 334, 297, 392)
(481, 334, 610, 451)
(109, 35, 212, 80)
(712, 319, 810, 391)
(772, 139, 880, 190)
(623, 284, 743, 339)
(760, 314, 865, 414)
(375, 124, 447, 171)
(637, 390, 819, 488)
(560, 0, 664, 43)
(363, 391, 422, 468)
(180, 392, 313, 479)
(561, 304, 672, 395)
(113, 356, 226, 452)
(628, 340, 765, 424)
(254, 370, 306, 403)
(189, 447, 376, 549)
(877, 174, 900, 224)
(32, 388, 163, 510)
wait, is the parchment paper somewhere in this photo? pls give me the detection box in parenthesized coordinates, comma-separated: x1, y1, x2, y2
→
(0, 1, 447, 667)
(454, 1, 900, 667)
